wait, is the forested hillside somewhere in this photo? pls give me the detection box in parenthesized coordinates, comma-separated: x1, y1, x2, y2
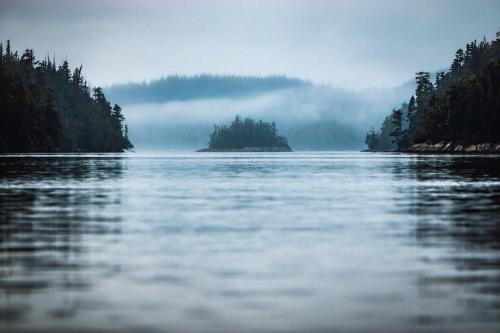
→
(0, 41, 133, 152)
(105, 75, 309, 104)
(367, 30, 500, 151)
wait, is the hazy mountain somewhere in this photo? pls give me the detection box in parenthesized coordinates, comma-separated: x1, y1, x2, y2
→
(105, 75, 415, 151)
(105, 75, 310, 104)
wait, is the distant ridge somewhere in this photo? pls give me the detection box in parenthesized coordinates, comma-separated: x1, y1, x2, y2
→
(105, 74, 310, 104)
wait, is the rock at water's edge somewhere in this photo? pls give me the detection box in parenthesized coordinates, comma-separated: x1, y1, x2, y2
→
(407, 142, 500, 153)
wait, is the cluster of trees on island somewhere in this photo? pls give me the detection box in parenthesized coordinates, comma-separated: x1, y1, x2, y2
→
(0, 41, 133, 152)
(366, 30, 500, 151)
(207, 116, 291, 150)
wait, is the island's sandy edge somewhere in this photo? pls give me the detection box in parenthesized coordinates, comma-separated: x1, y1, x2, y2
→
(197, 147, 292, 152)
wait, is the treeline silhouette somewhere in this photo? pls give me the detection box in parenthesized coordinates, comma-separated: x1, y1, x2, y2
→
(365, 103, 408, 151)
(208, 116, 290, 150)
(366, 30, 500, 151)
(105, 74, 309, 104)
(0, 41, 133, 152)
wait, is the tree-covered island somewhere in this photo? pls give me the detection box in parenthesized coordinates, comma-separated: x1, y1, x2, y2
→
(366, 30, 500, 153)
(198, 116, 292, 152)
(0, 41, 133, 152)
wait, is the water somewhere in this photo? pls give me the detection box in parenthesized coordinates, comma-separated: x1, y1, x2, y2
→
(1, 152, 500, 333)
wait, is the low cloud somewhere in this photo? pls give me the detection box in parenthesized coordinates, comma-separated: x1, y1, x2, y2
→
(122, 83, 413, 150)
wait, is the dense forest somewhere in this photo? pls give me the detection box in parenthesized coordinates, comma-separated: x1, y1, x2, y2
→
(366, 30, 500, 151)
(105, 75, 309, 104)
(0, 41, 133, 152)
(205, 116, 291, 151)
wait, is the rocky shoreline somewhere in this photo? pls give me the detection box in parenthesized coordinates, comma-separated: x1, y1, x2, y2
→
(406, 142, 500, 153)
(197, 146, 292, 152)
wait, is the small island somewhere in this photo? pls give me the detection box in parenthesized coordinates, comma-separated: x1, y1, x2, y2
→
(197, 116, 292, 152)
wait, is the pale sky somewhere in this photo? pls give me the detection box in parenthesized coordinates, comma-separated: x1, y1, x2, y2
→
(1, 0, 499, 89)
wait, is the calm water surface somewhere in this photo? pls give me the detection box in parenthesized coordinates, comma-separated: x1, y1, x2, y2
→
(1, 152, 500, 332)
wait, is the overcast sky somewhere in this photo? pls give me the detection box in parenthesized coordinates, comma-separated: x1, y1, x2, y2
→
(1, 0, 499, 88)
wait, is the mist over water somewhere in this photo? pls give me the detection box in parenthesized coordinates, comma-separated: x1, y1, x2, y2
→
(1, 152, 500, 332)
(119, 83, 413, 150)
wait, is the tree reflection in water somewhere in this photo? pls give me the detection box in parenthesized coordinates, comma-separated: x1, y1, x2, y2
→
(0, 156, 124, 323)
(393, 155, 500, 326)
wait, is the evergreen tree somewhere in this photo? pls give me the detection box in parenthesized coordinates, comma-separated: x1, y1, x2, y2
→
(59, 60, 71, 82)
(389, 108, 403, 148)
(5, 40, 11, 61)
(112, 104, 125, 122)
(365, 127, 379, 150)
(93, 87, 104, 100)
(435, 72, 445, 88)
(72, 65, 83, 88)
(412, 72, 434, 142)
(407, 95, 416, 128)
(451, 49, 465, 73)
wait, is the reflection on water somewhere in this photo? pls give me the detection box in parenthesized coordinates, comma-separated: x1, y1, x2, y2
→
(0, 152, 499, 332)
(399, 156, 500, 329)
(0, 156, 124, 325)
(394, 156, 500, 247)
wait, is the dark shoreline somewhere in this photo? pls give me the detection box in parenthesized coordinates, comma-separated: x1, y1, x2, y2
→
(407, 142, 500, 154)
(363, 142, 500, 154)
(197, 147, 292, 152)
